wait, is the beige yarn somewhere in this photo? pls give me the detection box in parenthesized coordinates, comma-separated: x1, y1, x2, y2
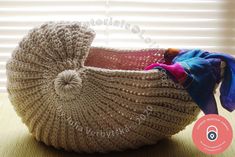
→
(6, 22, 200, 153)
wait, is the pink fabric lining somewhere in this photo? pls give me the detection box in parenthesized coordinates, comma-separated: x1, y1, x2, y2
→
(85, 47, 166, 70)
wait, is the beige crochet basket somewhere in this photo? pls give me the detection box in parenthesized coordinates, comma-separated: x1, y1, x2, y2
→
(6, 22, 200, 153)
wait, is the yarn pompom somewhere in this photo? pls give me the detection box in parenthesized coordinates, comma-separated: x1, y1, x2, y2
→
(54, 70, 83, 99)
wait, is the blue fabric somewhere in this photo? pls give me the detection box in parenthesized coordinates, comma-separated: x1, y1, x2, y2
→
(173, 49, 235, 114)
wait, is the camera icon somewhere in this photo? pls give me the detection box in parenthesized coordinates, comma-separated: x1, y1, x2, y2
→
(206, 125, 218, 141)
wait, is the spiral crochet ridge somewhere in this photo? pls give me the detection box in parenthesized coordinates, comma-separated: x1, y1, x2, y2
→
(6, 22, 200, 153)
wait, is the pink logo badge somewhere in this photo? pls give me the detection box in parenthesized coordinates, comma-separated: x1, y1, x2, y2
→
(192, 114, 233, 154)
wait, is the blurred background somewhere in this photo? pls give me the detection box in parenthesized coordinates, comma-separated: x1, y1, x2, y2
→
(0, 0, 234, 92)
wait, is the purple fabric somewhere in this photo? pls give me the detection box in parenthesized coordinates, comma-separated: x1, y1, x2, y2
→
(174, 49, 235, 113)
(146, 49, 235, 115)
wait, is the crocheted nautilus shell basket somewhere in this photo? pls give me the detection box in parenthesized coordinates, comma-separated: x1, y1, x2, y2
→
(6, 22, 200, 153)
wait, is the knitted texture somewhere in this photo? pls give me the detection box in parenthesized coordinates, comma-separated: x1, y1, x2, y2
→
(85, 47, 166, 70)
(6, 22, 200, 153)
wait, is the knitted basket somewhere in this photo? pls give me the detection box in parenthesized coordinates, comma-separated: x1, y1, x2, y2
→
(6, 22, 200, 153)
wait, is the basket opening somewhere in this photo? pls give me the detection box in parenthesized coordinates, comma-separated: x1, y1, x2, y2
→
(85, 47, 166, 70)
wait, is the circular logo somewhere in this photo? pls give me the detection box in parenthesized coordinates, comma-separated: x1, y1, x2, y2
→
(192, 114, 233, 155)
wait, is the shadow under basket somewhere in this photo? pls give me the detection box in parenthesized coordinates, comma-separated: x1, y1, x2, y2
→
(6, 22, 200, 153)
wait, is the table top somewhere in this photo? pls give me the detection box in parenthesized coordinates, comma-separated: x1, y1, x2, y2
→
(0, 93, 234, 157)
